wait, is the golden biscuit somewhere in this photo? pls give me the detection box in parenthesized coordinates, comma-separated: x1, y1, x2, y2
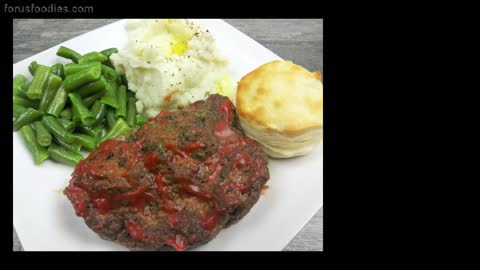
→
(236, 60, 323, 158)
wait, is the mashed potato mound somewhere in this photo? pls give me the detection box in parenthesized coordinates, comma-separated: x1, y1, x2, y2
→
(111, 19, 233, 117)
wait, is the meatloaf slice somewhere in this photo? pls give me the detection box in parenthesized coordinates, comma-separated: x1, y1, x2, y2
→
(64, 94, 270, 251)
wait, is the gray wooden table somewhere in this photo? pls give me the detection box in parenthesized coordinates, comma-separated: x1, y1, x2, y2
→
(13, 19, 323, 251)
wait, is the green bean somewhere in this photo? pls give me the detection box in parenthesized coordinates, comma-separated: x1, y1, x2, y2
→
(21, 82, 32, 92)
(82, 90, 106, 108)
(52, 136, 81, 153)
(100, 48, 118, 68)
(115, 85, 127, 119)
(99, 118, 131, 145)
(14, 104, 28, 119)
(78, 52, 108, 64)
(14, 74, 27, 88)
(38, 74, 62, 113)
(51, 63, 65, 79)
(76, 123, 104, 138)
(76, 76, 107, 97)
(126, 97, 137, 127)
(26, 65, 51, 100)
(75, 125, 96, 138)
(59, 107, 72, 119)
(100, 81, 119, 108)
(28, 61, 38, 76)
(90, 100, 106, 126)
(136, 114, 148, 127)
(13, 85, 28, 99)
(48, 143, 83, 166)
(71, 104, 80, 124)
(127, 89, 135, 99)
(33, 121, 52, 147)
(121, 75, 129, 87)
(62, 64, 101, 92)
(20, 125, 49, 164)
(69, 92, 94, 126)
(93, 124, 105, 138)
(13, 95, 38, 109)
(41, 115, 74, 143)
(46, 87, 68, 117)
(64, 62, 101, 77)
(13, 108, 43, 131)
(14, 82, 32, 102)
(100, 48, 118, 58)
(72, 133, 97, 151)
(56, 46, 81, 63)
(90, 100, 103, 113)
(103, 61, 115, 69)
(60, 118, 76, 132)
(58, 118, 76, 132)
(101, 64, 119, 83)
(15, 83, 33, 106)
(105, 107, 116, 129)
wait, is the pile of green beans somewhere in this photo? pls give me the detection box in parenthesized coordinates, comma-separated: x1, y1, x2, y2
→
(13, 46, 147, 166)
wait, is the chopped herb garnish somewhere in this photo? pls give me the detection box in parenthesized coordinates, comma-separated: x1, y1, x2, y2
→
(195, 111, 206, 120)
(118, 160, 126, 168)
(178, 131, 191, 141)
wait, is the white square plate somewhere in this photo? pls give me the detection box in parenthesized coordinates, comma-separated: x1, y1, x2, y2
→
(13, 19, 323, 251)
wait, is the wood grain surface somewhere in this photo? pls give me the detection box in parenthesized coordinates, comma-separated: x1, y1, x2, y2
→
(13, 19, 323, 251)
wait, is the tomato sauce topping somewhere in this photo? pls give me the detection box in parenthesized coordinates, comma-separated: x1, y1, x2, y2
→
(200, 211, 219, 232)
(65, 96, 268, 251)
(65, 184, 89, 217)
(164, 234, 188, 251)
(214, 99, 237, 141)
(125, 221, 144, 241)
